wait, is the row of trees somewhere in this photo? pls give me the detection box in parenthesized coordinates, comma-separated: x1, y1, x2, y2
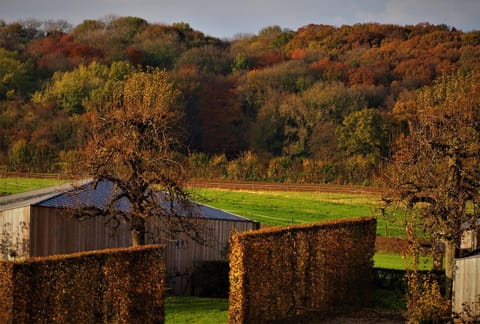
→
(0, 18, 479, 185)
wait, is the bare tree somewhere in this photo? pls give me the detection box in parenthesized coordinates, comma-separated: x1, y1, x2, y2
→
(384, 72, 480, 300)
(77, 69, 200, 246)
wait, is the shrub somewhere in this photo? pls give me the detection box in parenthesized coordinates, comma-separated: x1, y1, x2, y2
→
(406, 273, 451, 323)
(229, 217, 376, 323)
(0, 245, 166, 323)
(227, 151, 262, 181)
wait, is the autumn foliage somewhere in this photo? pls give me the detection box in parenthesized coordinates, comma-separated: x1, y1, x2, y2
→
(0, 18, 479, 185)
(228, 217, 376, 323)
(0, 245, 166, 323)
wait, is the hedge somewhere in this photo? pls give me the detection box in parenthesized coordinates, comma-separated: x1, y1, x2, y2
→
(0, 244, 166, 323)
(229, 217, 376, 323)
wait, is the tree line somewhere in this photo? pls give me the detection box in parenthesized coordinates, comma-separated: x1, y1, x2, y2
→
(0, 17, 479, 184)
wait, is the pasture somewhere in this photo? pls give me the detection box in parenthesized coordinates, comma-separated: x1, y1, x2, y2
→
(0, 178, 406, 237)
(192, 188, 405, 237)
(374, 252, 433, 271)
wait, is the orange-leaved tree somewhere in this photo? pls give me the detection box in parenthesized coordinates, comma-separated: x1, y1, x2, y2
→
(384, 71, 480, 320)
(79, 69, 200, 246)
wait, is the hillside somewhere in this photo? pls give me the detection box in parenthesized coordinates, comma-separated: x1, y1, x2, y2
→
(0, 18, 479, 184)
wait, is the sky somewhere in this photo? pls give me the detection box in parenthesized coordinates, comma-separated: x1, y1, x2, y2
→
(1, 0, 479, 39)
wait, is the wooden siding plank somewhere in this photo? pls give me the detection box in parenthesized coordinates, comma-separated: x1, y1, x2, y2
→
(453, 256, 480, 319)
(153, 218, 257, 294)
(0, 207, 30, 259)
(28, 207, 132, 257)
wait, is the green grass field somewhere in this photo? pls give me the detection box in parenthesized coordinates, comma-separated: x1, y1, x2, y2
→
(191, 188, 378, 225)
(0, 178, 404, 237)
(374, 252, 433, 271)
(191, 188, 405, 237)
(1, 178, 413, 256)
(0, 177, 66, 195)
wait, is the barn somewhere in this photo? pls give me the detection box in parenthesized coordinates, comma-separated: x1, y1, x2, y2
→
(0, 180, 259, 294)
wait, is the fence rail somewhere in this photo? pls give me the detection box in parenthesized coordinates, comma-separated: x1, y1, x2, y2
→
(1, 174, 384, 194)
(0, 173, 385, 196)
(188, 179, 384, 195)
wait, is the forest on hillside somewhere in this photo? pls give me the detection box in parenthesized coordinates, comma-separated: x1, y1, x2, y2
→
(0, 17, 479, 184)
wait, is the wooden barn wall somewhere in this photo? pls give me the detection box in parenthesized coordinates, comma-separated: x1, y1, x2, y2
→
(29, 206, 131, 257)
(25, 206, 257, 294)
(453, 256, 480, 320)
(146, 217, 258, 294)
(0, 207, 30, 260)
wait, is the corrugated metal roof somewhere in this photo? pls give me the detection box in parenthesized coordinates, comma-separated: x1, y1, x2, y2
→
(36, 180, 127, 210)
(32, 179, 253, 223)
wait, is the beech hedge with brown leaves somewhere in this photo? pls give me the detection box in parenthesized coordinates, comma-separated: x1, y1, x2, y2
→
(229, 217, 376, 323)
(0, 245, 166, 323)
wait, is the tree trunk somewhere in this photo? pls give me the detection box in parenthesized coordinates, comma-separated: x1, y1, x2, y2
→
(444, 240, 456, 300)
(131, 216, 146, 246)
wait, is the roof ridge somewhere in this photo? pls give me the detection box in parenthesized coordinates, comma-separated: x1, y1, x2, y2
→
(33, 179, 93, 207)
(2, 179, 255, 223)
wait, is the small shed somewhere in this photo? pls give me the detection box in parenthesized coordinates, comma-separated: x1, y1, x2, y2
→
(453, 248, 480, 321)
(460, 221, 480, 254)
(0, 180, 259, 294)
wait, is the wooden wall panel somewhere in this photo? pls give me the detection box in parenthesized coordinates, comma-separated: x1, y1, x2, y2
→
(150, 218, 257, 294)
(29, 207, 131, 257)
(3, 205, 257, 294)
(0, 207, 30, 260)
(453, 256, 480, 320)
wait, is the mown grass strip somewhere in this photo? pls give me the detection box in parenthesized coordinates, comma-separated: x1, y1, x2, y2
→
(0, 177, 66, 195)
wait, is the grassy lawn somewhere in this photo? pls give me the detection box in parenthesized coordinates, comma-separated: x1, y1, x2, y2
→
(374, 252, 433, 271)
(191, 188, 404, 237)
(166, 291, 405, 323)
(0, 177, 66, 195)
(165, 296, 228, 323)
(193, 188, 435, 272)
